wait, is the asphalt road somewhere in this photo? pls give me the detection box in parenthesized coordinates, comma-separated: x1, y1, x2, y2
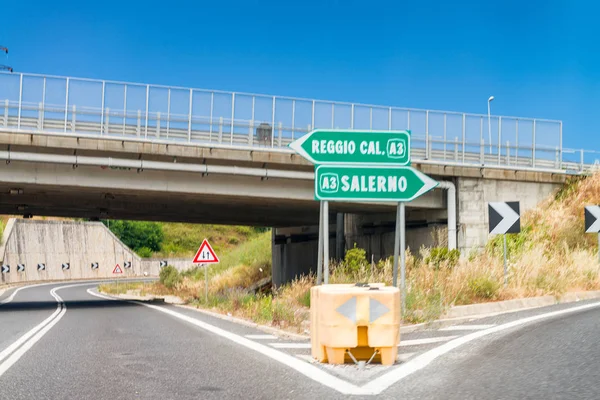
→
(394, 305, 600, 400)
(0, 282, 345, 400)
(2, 281, 600, 399)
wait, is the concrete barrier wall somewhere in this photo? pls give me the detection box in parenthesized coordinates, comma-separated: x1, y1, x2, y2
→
(141, 258, 196, 273)
(0, 219, 184, 285)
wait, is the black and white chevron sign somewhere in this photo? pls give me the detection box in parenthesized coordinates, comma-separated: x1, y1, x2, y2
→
(37, 263, 46, 271)
(124, 261, 132, 269)
(17, 264, 25, 272)
(91, 262, 99, 270)
(62, 263, 70, 270)
(488, 202, 520, 234)
(159, 260, 168, 268)
(585, 206, 600, 233)
(1, 265, 9, 273)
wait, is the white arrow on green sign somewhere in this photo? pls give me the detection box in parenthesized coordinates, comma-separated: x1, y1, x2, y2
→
(289, 129, 411, 166)
(315, 165, 438, 202)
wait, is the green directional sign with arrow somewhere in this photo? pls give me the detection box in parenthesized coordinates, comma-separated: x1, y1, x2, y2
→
(314, 165, 438, 202)
(289, 129, 411, 166)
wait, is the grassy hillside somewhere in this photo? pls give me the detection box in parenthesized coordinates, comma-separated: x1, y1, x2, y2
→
(156, 223, 266, 258)
(102, 172, 600, 332)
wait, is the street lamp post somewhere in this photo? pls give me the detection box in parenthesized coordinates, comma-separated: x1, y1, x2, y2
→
(487, 96, 494, 154)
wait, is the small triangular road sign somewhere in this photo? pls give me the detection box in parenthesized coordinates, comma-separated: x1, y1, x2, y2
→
(192, 239, 219, 264)
(113, 264, 123, 274)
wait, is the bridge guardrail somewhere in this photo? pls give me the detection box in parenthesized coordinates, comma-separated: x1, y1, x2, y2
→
(0, 72, 598, 173)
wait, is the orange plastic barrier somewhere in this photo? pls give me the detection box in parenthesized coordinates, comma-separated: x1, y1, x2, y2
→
(310, 283, 400, 365)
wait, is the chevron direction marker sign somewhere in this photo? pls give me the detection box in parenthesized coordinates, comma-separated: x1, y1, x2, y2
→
(159, 260, 168, 268)
(585, 206, 600, 233)
(488, 201, 520, 286)
(585, 206, 600, 262)
(37, 263, 46, 271)
(124, 261, 132, 269)
(91, 262, 99, 270)
(488, 202, 520, 234)
(62, 263, 70, 270)
(17, 264, 25, 272)
(1, 265, 9, 273)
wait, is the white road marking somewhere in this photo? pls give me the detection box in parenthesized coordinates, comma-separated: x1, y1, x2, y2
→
(0, 282, 104, 377)
(399, 336, 458, 346)
(439, 324, 496, 331)
(88, 289, 372, 395)
(89, 289, 600, 395)
(244, 334, 278, 340)
(270, 342, 312, 349)
(0, 282, 62, 305)
(361, 300, 600, 395)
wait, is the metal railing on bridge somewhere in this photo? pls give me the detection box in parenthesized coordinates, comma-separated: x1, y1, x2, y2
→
(0, 72, 598, 173)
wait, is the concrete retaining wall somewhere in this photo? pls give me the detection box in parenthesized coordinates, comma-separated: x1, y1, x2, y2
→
(0, 219, 194, 285)
(457, 177, 562, 251)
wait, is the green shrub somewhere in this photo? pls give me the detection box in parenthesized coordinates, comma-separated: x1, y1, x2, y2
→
(467, 276, 500, 299)
(255, 295, 273, 323)
(342, 244, 368, 273)
(136, 247, 153, 258)
(486, 225, 532, 259)
(297, 290, 311, 307)
(425, 247, 461, 269)
(228, 237, 240, 245)
(159, 265, 181, 289)
(105, 220, 164, 252)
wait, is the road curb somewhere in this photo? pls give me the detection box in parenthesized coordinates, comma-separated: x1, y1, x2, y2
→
(106, 291, 309, 340)
(102, 288, 600, 338)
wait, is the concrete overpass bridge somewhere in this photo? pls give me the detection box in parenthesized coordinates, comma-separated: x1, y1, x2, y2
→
(0, 72, 597, 284)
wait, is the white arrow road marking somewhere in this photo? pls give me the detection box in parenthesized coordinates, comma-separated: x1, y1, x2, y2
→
(586, 206, 600, 233)
(489, 202, 519, 234)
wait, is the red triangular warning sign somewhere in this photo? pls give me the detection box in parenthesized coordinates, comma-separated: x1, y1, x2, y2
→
(113, 264, 123, 274)
(192, 239, 219, 264)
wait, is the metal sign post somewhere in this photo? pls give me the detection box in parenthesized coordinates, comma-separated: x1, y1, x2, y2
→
(317, 201, 324, 285)
(323, 201, 330, 284)
(399, 203, 406, 314)
(205, 264, 209, 303)
(191, 239, 220, 303)
(503, 234, 508, 286)
(289, 130, 437, 302)
(392, 204, 400, 288)
(488, 202, 521, 286)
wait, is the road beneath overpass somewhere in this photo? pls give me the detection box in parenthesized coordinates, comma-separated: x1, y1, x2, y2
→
(3, 281, 600, 399)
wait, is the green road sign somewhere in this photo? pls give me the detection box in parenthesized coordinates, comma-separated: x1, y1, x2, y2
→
(315, 165, 438, 202)
(289, 129, 411, 166)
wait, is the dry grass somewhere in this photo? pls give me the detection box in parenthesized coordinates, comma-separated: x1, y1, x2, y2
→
(100, 172, 600, 330)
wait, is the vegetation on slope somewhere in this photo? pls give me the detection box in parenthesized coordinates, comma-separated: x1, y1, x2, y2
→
(101, 173, 600, 331)
(103, 220, 267, 258)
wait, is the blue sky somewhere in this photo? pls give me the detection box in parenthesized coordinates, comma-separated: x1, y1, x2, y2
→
(1, 1, 599, 152)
